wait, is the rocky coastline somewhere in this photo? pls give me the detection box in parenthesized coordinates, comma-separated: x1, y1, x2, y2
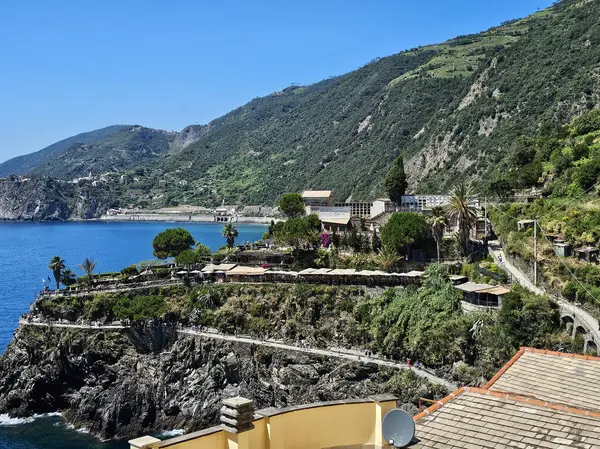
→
(0, 323, 400, 440)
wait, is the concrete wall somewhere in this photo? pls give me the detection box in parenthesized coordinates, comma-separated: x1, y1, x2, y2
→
(101, 214, 273, 224)
(136, 398, 397, 449)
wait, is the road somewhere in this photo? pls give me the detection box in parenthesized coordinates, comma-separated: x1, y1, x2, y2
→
(488, 242, 600, 344)
(18, 319, 456, 390)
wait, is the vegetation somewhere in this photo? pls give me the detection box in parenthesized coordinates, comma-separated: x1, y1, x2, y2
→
(35, 265, 576, 385)
(380, 213, 429, 258)
(152, 228, 195, 259)
(7, 1, 600, 209)
(61, 269, 77, 287)
(429, 207, 447, 262)
(48, 256, 66, 289)
(194, 243, 212, 257)
(274, 217, 319, 253)
(384, 156, 408, 205)
(278, 193, 306, 218)
(447, 182, 479, 256)
(78, 258, 96, 287)
(489, 109, 600, 311)
(221, 223, 239, 248)
(175, 249, 202, 268)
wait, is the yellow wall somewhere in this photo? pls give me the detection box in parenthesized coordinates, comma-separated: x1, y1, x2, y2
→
(143, 400, 397, 449)
(159, 430, 225, 449)
(268, 402, 375, 449)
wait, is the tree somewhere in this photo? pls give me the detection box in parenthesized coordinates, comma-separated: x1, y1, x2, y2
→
(429, 206, 447, 262)
(380, 212, 429, 258)
(447, 182, 478, 256)
(371, 229, 381, 253)
(278, 193, 306, 218)
(376, 244, 400, 272)
(60, 269, 77, 287)
(48, 256, 65, 289)
(78, 258, 96, 287)
(222, 222, 239, 248)
(274, 217, 317, 252)
(384, 156, 408, 205)
(152, 228, 195, 259)
(175, 249, 202, 268)
(194, 243, 212, 258)
(305, 213, 321, 232)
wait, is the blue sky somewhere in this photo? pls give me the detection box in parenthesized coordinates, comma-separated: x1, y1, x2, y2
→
(0, 0, 554, 162)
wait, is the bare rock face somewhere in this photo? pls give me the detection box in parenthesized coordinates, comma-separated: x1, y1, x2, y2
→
(0, 325, 396, 440)
(0, 176, 119, 220)
(0, 177, 71, 220)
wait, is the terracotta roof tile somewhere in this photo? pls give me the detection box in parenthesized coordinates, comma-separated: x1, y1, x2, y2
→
(414, 390, 600, 448)
(489, 348, 600, 411)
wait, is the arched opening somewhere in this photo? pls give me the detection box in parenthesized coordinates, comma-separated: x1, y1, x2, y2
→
(561, 315, 575, 333)
(586, 340, 598, 356)
(575, 325, 587, 336)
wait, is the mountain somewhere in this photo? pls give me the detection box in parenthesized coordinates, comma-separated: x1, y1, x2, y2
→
(3, 0, 600, 213)
(163, 0, 600, 204)
(0, 125, 124, 178)
(29, 126, 177, 180)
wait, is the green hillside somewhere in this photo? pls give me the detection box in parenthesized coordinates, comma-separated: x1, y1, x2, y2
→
(490, 108, 600, 314)
(4, 0, 600, 210)
(157, 0, 600, 205)
(0, 125, 124, 178)
(30, 126, 176, 180)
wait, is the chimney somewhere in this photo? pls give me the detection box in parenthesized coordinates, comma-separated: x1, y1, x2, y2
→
(220, 397, 255, 434)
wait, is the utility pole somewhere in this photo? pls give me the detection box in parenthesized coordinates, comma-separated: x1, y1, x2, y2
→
(484, 197, 488, 237)
(533, 219, 537, 287)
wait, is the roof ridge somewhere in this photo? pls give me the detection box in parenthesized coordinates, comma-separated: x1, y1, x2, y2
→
(466, 387, 600, 419)
(522, 346, 600, 362)
(413, 386, 600, 422)
(483, 347, 526, 389)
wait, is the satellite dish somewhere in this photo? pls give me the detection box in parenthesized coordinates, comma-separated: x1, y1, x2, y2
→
(382, 408, 415, 447)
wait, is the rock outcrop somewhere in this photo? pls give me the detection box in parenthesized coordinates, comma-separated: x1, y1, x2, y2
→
(0, 176, 120, 220)
(0, 324, 397, 440)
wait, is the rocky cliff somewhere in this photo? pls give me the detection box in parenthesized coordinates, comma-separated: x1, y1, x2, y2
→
(0, 177, 121, 220)
(0, 324, 405, 440)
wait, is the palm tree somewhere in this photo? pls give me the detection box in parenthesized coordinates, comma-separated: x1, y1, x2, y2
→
(222, 222, 239, 248)
(61, 269, 77, 287)
(429, 206, 447, 262)
(447, 182, 479, 256)
(376, 244, 401, 272)
(78, 258, 96, 287)
(48, 256, 65, 289)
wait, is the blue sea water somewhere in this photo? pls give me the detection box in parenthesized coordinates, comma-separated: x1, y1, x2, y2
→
(0, 221, 266, 449)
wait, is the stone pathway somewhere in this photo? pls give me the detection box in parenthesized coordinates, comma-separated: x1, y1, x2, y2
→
(18, 319, 456, 390)
(488, 242, 600, 344)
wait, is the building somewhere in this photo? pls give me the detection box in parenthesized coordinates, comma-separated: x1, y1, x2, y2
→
(554, 241, 572, 257)
(575, 246, 599, 263)
(399, 194, 451, 212)
(517, 219, 535, 231)
(318, 208, 352, 233)
(301, 190, 333, 209)
(334, 201, 372, 218)
(370, 198, 396, 218)
(130, 347, 600, 449)
(455, 281, 511, 311)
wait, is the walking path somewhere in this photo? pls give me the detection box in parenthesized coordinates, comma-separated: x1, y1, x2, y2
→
(488, 242, 600, 344)
(18, 319, 456, 390)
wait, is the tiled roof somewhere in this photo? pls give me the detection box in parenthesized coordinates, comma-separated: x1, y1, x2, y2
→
(489, 348, 600, 412)
(301, 190, 332, 198)
(413, 347, 600, 448)
(414, 388, 600, 448)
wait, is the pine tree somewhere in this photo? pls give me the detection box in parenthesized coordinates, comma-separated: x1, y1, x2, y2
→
(384, 156, 408, 205)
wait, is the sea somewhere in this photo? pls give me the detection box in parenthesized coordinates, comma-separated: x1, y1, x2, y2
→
(0, 221, 267, 449)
